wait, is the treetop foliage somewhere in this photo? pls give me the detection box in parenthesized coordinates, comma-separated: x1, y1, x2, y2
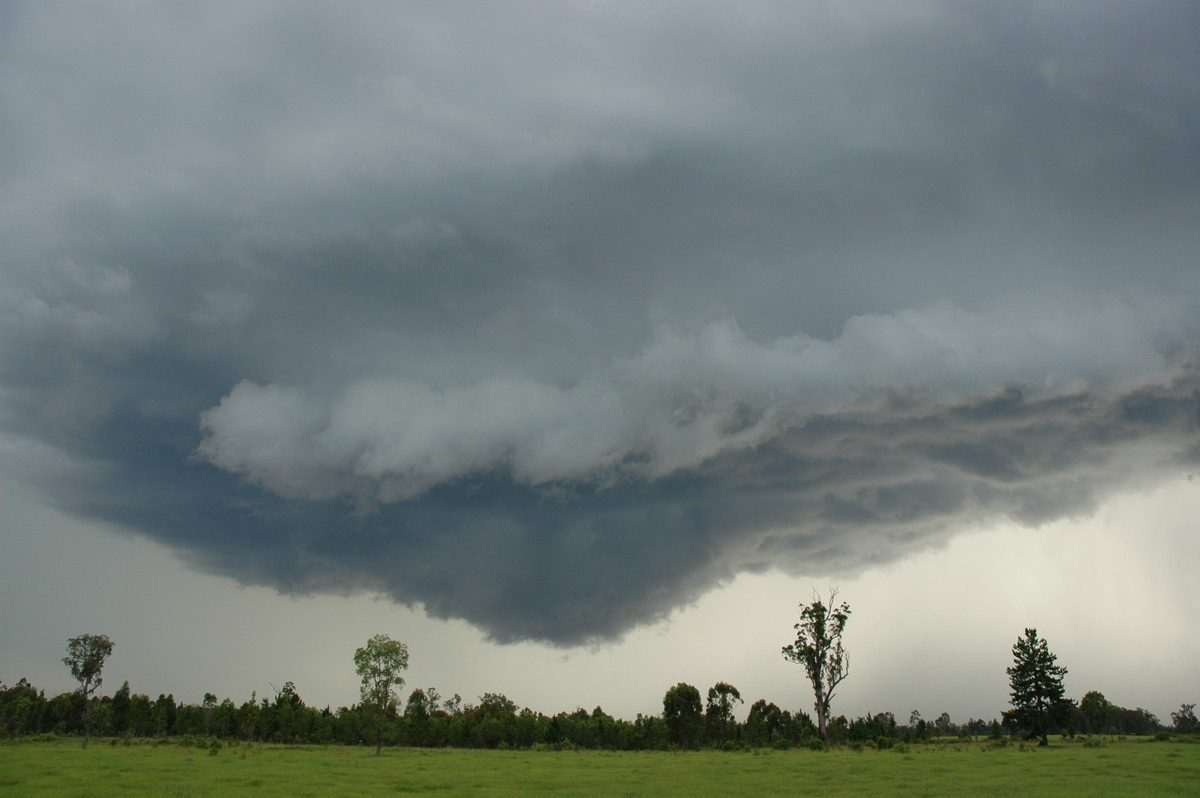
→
(62, 634, 114, 698)
(353, 634, 409, 713)
(1006, 628, 1072, 746)
(782, 589, 851, 742)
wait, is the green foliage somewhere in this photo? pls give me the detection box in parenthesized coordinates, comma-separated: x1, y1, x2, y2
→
(704, 682, 742, 745)
(662, 683, 703, 750)
(1171, 703, 1199, 734)
(62, 634, 114, 743)
(782, 590, 850, 742)
(1079, 690, 1115, 737)
(354, 634, 409, 713)
(62, 634, 114, 700)
(1005, 628, 1073, 746)
(353, 633, 409, 755)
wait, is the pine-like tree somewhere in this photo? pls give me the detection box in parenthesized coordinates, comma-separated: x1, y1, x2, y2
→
(1005, 628, 1072, 745)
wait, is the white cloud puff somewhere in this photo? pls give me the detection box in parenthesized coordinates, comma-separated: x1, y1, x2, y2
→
(199, 297, 1186, 503)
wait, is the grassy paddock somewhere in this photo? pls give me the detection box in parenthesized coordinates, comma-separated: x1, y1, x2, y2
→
(1, 738, 1197, 797)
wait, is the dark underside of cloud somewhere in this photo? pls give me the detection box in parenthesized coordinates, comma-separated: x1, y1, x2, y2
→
(3, 2, 1200, 644)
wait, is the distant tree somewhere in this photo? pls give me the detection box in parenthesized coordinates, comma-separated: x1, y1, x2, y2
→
(152, 693, 177, 737)
(1110, 705, 1161, 736)
(962, 718, 988, 739)
(705, 682, 742, 745)
(934, 711, 954, 738)
(1079, 690, 1115, 737)
(781, 589, 850, 742)
(745, 699, 784, 747)
(110, 681, 131, 735)
(405, 689, 429, 722)
(1171, 703, 1199, 735)
(1005, 628, 1072, 746)
(354, 634, 409, 755)
(202, 692, 218, 736)
(0, 678, 46, 736)
(62, 634, 114, 745)
(907, 709, 928, 741)
(662, 683, 703, 749)
(471, 692, 519, 748)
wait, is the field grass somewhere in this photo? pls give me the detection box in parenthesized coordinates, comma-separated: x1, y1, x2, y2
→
(1, 738, 1197, 797)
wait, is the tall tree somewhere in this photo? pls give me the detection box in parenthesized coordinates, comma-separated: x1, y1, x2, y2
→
(662, 682, 703, 749)
(354, 634, 409, 755)
(781, 589, 850, 742)
(1005, 628, 1072, 746)
(62, 634, 113, 745)
(705, 682, 742, 745)
(1171, 703, 1199, 734)
(1079, 690, 1114, 737)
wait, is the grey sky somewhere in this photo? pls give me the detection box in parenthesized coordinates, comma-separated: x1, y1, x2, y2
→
(2, 1, 1198, 717)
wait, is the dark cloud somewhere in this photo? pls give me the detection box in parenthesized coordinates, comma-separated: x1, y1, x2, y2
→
(3, 2, 1199, 644)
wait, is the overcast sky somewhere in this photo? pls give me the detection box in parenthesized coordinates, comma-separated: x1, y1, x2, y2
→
(2, 1, 1198, 724)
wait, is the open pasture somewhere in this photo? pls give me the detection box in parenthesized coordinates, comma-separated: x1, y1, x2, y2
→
(1, 738, 1196, 797)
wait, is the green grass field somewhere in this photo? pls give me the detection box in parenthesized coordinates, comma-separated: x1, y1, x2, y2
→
(1, 738, 1197, 797)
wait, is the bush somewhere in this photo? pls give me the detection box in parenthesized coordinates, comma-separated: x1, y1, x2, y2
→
(874, 736, 894, 750)
(808, 739, 826, 752)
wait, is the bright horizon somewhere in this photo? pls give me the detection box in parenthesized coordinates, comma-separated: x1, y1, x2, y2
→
(4, 470, 1196, 724)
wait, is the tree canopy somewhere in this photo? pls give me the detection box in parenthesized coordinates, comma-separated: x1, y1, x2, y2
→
(1005, 628, 1072, 746)
(62, 633, 114, 745)
(354, 633, 409, 755)
(782, 590, 850, 742)
(63, 634, 114, 700)
(662, 682, 703, 749)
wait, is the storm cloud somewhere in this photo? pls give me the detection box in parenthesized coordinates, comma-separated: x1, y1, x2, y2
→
(3, 1, 1199, 644)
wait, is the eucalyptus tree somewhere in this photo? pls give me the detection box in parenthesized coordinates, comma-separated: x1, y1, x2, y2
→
(1172, 703, 1199, 734)
(662, 682, 703, 749)
(781, 590, 850, 743)
(62, 634, 113, 745)
(1079, 690, 1114, 737)
(354, 634, 409, 755)
(705, 682, 743, 745)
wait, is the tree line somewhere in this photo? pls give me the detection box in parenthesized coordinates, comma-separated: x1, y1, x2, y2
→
(2, 595, 1195, 750)
(1, 674, 1184, 750)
